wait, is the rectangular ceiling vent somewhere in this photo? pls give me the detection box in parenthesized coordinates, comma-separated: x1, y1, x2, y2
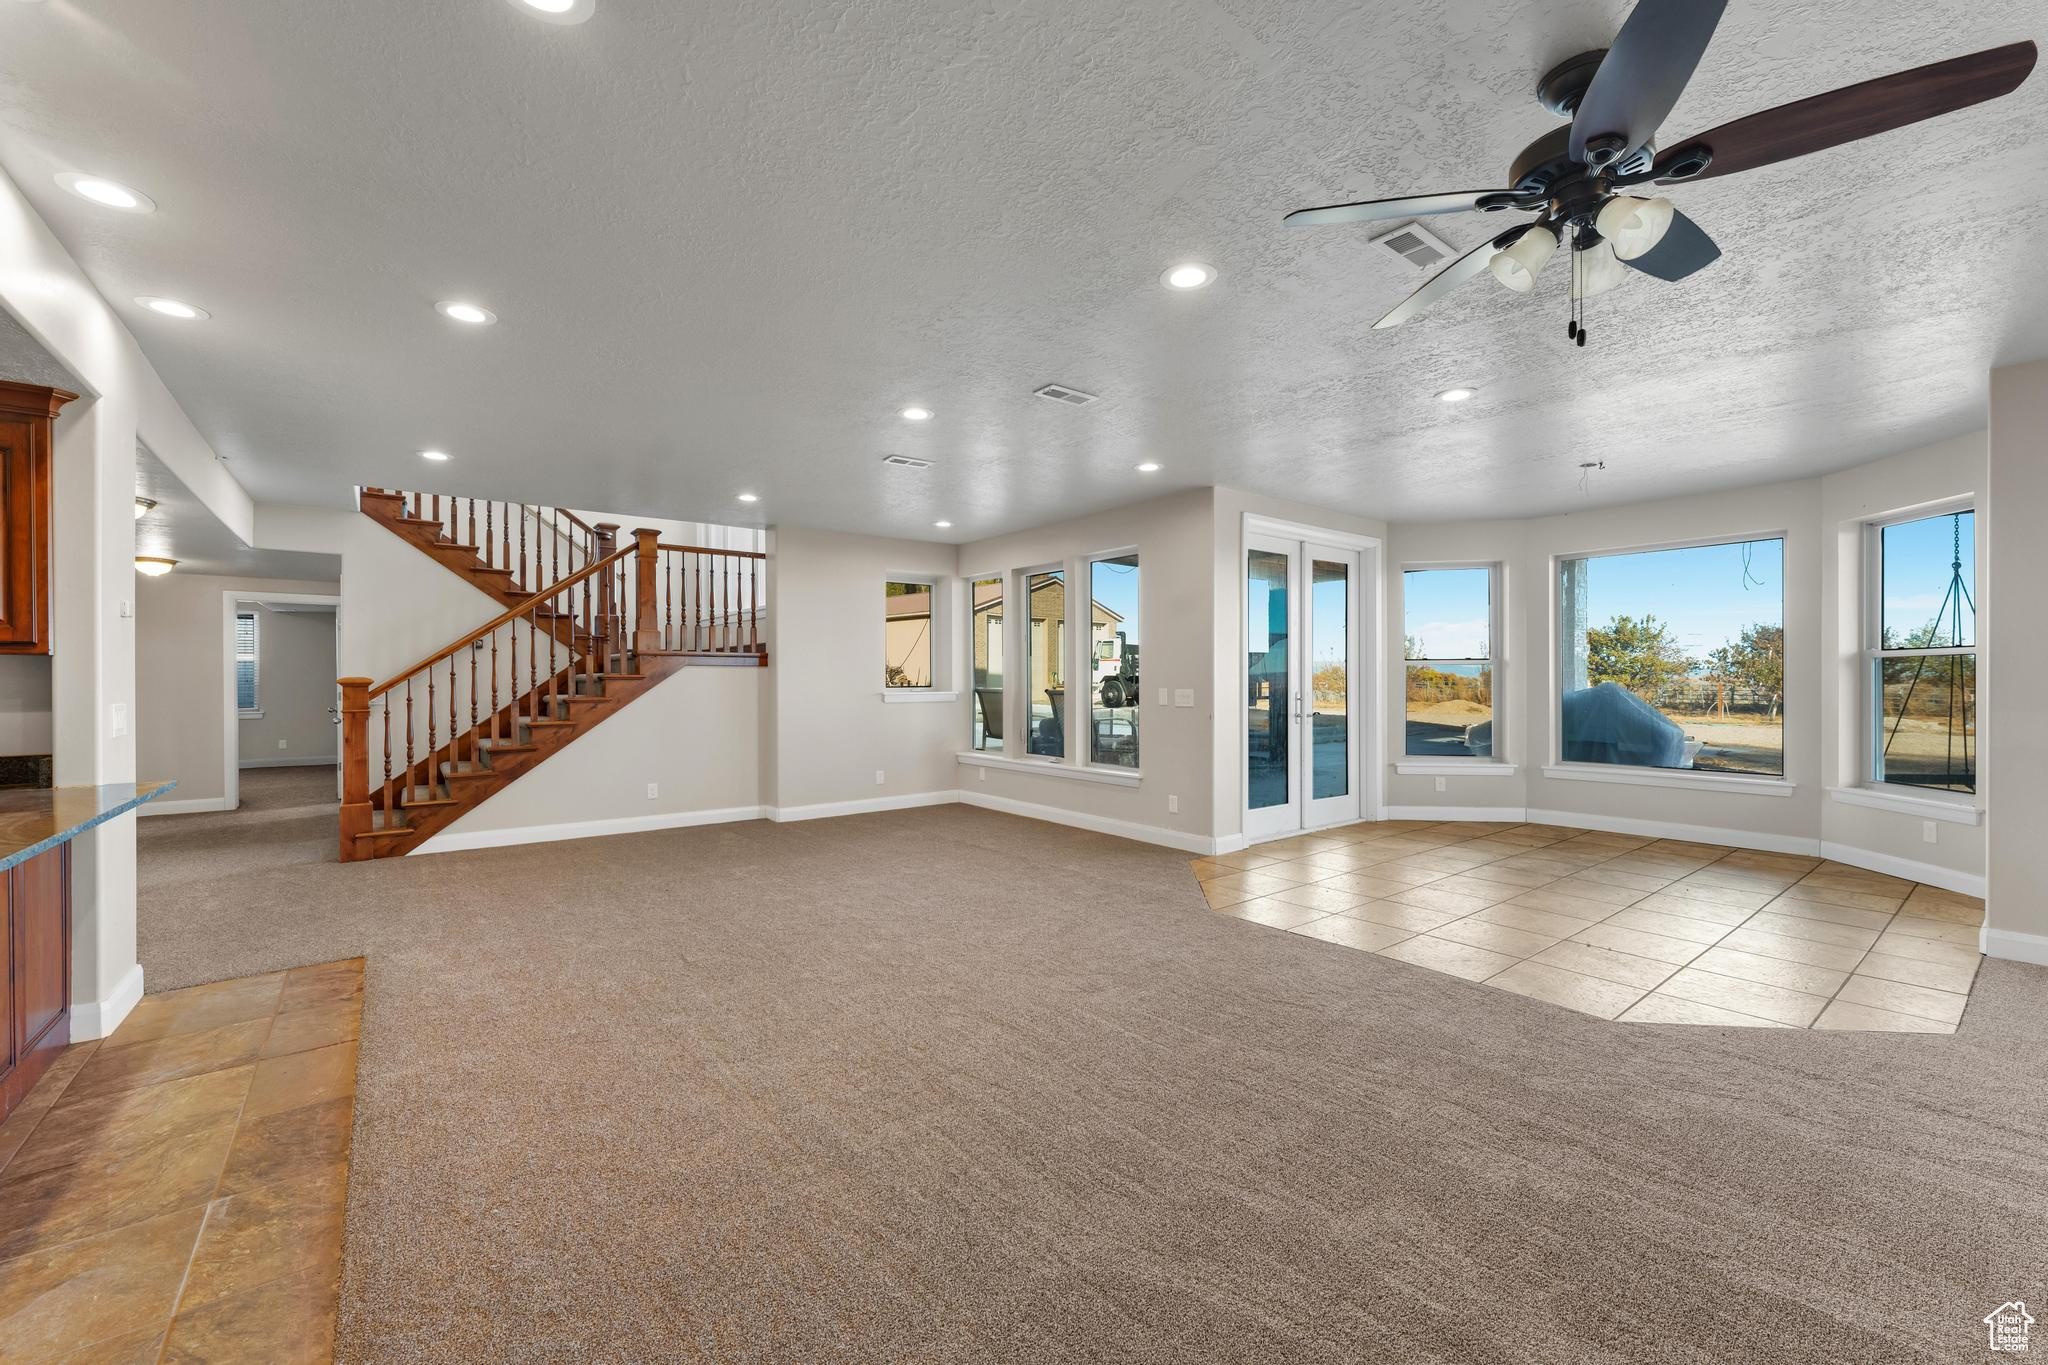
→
(1033, 382, 1099, 406)
(881, 454, 933, 470)
(1371, 221, 1456, 271)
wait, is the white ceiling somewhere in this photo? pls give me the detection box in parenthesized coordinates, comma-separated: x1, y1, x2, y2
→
(136, 446, 341, 580)
(1, 0, 2042, 540)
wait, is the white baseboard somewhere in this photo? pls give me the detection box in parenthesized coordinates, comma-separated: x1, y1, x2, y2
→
(238, 756, 337, 769)
(1816, 840, 1985, 899)
(72, 962, 144, 1041)
(767, 791, 958, 823)
(1383, 804, 1530, 824)
(954, 789, 1219, 854)
(139, 796, 233, 818)
(411, 804, 766, 856)
(1983, 927, 2048, 968)
(1524, 806, 1820, 856)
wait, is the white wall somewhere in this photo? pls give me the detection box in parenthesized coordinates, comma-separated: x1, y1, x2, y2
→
(0, 656, 53, 754)
(237, 605, 339, 767)
(134, 573, 340, 809)
(1986, 361, 2048, 959)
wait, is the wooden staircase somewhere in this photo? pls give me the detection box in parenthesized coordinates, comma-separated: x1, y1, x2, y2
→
(356, 486, 602, 608)
(340, 513, 767, 861)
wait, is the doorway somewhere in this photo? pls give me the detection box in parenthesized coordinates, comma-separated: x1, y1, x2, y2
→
(1244, 521, 1375, 841)
(222, 591, 342, 812)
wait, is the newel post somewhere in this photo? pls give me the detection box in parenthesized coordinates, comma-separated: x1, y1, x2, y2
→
(338, 678, 373, 860)
(632, 528, 661, 653)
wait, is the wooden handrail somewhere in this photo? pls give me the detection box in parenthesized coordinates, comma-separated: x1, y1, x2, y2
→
(368, 544, 633, 700)
(657, 542, 767, 560)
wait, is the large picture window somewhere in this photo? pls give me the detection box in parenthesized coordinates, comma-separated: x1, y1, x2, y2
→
(1403, 567, 1494, 758)
(970, 576, 1004, 750)
(1557, 538, 1785, 776)
(884, 581, 933, 689)
(1871, 508, 1975, 794)
(1087, 554, 1139, 769)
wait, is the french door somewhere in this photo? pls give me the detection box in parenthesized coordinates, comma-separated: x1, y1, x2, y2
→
(1245, 535, 1364, 840)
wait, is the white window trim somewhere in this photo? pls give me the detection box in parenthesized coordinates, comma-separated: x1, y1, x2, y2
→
(1541, 763, 1795, 797)
(1395, 762, 1517, 777)
(879, 690, 960, 704)
(1400, 560, 1503, 764)
(884, 576, 939, 693)
(956, 750, 1142, 787)
(235, 611, 262, 717)
(1860, 500, 1979, 803)
(1826, 784, 1980, 825)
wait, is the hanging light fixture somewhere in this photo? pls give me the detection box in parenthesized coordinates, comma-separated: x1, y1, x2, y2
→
(1571, 240, 1627, 300)
(1594, 195, 1676, 261)
(134, 497, 157, 520)
(134, 556, 178, 576)
(1487, 224, 1558, 293)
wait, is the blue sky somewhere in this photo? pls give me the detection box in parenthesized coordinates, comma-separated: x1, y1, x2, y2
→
(1092, 555, 1141, 645)
(1581, 540, 1783, 660)
(1883, 510, 1975, 644)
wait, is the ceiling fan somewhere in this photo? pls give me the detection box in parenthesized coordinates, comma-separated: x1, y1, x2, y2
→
(1285, 0, 2037, 342)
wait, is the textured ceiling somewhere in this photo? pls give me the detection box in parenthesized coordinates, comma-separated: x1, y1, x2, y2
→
(136, 447, 341, 580)
(1, 0, 2042, 539)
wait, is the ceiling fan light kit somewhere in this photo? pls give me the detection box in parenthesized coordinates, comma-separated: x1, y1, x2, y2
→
(1284, 0, 2037, 346)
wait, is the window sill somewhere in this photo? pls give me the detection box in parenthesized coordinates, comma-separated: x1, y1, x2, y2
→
(237, 710, 265, 719)
(880, 690, 960, 704)
(1395, 762, 1517, 778)
(955, 751, 1142, 787)
(1826, 785, 1981, 826)
(1539, 764, 1795, 797)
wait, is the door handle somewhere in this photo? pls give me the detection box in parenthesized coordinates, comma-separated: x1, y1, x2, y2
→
(1294, 692, 1303, 722)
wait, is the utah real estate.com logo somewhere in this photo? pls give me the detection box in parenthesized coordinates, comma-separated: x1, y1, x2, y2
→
(1985, 1302, 2034, 1352)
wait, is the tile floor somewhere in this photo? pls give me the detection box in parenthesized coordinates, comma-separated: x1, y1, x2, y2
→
(1194, 822, 1983, 1031)
(0, 958, 362, 1363)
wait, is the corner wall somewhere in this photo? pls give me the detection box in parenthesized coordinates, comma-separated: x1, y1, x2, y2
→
(1986, 361, 2048, 961)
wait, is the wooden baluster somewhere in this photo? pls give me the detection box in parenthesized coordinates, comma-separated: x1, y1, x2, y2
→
(518, 505, 528, 593)
(751, 555, 760, 651)
(694, 554, 704, 651)
(528, 607, 542, 720)
(466, 498, 475, 551)
(720, 556, 730, 652)
(448, 653, 458, 777)
(551, 510, 560, 588)
(484, 501, 495, 569)
(664, 549, 674, 650)
(404, 679, 415, 799)
(490, 630, 501, 742)
(426, 664, 437, 793)
(381, 696, 393, 815)
(501, 502, 511, 573)
(339, 678, 373, 857)
(510, 617, 520, 737)
(548, 581, 560, 710)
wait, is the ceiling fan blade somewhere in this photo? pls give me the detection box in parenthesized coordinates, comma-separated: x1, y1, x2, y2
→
(1620, 210, 1720, 282)
(1570, 0, 1728, 166)
(1372, 225, 1531, 329)
(1285, 190, 1530, 227)
(1651, 41, 2037, 182)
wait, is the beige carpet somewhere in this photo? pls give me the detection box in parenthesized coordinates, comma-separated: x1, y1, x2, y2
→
(134, 805, 2048, 1364)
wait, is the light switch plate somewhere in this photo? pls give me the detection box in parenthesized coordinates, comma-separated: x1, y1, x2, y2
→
(1157, 687, 1169, 707)
(110, 702, 128, 738)
(1173, 689, 1195, 708)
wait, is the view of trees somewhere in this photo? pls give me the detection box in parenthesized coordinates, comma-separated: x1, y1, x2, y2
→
(1584, 614, 1784, 718)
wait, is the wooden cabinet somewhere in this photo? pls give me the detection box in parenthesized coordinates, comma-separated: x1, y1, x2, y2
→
(1, 844, 72, 1123)
(0, 381, 77, 655)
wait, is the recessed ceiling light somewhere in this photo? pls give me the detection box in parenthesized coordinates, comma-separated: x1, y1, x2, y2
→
(419, 449, 451, 462)
(435, 301, 497, 326)
(56, 173, 154, 213)
(1135, 462, 1161, 473)
(1436, 387, 1478, 403)
(135, 296, 208, 320)
(933, 520, 953, 528)
(1162, 262, 1216, 290)
(736, 492, 759, 503)
(901, 406, 933, 422)
(134, 497, 157, 520)
(506, 0, 594, 23)
(134, 556, 177, 576)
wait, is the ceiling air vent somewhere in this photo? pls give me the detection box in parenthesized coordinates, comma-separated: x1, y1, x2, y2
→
(1370, 221, 1456, 270)
(881, 454, 933, 470)
(1033, 382, 1099, 406)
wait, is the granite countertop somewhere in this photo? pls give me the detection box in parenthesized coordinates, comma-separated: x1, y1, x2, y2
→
(0, 780, 176, 872)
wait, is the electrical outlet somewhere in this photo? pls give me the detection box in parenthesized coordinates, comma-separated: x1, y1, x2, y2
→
(119, 599, 133, 619)
(1922, 820, 1937, 844)
(874, 769, 885, 786)
(277, 739, 288, 750)
(647, 782, 659, 800)
(1435, 776, 1447, 793)
(978, 767, 987, 783)
(1168, 794, 1179, 814)
(1173, 688, 1195, 708)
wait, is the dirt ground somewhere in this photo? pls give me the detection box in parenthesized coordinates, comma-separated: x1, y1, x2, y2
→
(1406, 699, 1491, 723)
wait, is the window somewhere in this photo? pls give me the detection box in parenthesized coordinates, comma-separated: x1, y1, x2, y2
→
(1557, 538, 1784, 776)
(1024, 569, 1064, 756)
(970, 576, 1004, 750)
(884, 581, 933, 688)
(1403, 566, 1495, 758)
(1087, 554, 1139, 769)
(1871, 508, 1975, 794)
(235, 610, 261, 714)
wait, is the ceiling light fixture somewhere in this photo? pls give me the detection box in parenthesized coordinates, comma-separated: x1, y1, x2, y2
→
(507, 0, 595, 23)
(419, 449, 451, 462)
(901, 406, 933, 422)
(1162, 262, 1217, 290)
(135, 296, 208, 320)
(56, 173, 155, 213)
(934, 520, 953, 529)
(1436, 388, 1477, 403)
(1487, 226, 1557, 293)
(134, 556, 177, 576)
(435, 301, 497, 325)
(134, 497, 157, 520)
(1571, 241, 1627, 301)
(1594, 195, 1676, 261)
(1135, 461, 1162, 473)
(736, 492, 759, 503)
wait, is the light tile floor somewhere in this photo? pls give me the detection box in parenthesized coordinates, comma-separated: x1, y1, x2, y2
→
(0, 958, 362, 1363)
(1193, 822, 1983, 1031)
